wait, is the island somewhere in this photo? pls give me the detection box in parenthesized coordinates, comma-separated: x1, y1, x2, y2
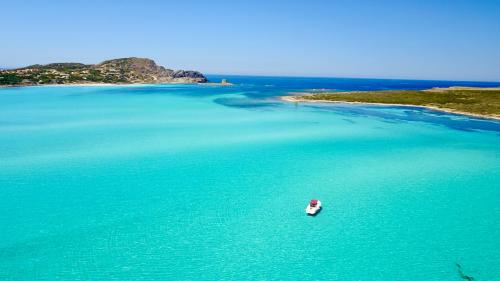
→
(204, 78, 234, 86)
(282, 87, 500, 120)
(0, 57, 207, 86)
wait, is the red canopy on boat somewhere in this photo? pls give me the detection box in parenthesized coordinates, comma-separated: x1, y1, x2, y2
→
(310, 199, 318, 206)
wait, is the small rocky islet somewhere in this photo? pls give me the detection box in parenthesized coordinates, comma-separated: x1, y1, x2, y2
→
(0, 57, 208, 86)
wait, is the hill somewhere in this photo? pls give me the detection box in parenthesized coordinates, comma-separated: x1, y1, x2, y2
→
(0, 57, 207, 86)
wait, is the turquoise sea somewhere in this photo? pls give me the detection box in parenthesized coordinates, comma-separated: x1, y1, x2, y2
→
(1, 76, 499, 280)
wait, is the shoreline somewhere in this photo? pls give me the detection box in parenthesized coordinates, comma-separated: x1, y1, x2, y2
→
(0, 81, 234, 89)
(0, 82, 206, 88)
(281, 95, 500, 121)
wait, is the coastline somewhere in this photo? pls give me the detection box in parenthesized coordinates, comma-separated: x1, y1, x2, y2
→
(281, 95, 500, 121)
(0, 80, 235, 89)
(0, 81, 205, 89)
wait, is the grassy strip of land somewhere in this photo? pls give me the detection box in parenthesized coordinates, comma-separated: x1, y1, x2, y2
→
(284, 87, 500, 120)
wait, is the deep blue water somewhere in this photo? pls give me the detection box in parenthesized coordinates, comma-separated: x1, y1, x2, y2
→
(0, 76, 499, 280)
(209, 74, 500, 92)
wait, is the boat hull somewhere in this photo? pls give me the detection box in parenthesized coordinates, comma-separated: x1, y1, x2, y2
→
(305, 201, 322, 216)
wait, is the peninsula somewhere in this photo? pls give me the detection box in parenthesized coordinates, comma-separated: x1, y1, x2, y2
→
(283, 87, 500, 120)
(0, 57, 207, 86)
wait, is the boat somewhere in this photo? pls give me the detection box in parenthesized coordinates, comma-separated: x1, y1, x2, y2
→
(305, 199, 322, 215)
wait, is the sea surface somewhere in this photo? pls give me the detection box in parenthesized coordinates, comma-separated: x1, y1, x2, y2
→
(1, 76, 499, 280)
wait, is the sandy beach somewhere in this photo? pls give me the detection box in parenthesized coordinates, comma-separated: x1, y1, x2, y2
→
(281, 95, 500, 121)
(0, 82, 205, 88)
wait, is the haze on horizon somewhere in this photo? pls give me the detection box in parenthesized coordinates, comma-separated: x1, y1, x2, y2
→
(1, 0, 499, 82)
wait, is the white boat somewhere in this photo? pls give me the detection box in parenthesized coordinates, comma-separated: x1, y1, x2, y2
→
(305, 199, 321, 215)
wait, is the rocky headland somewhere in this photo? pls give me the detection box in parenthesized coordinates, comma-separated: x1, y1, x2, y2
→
(0, 57, 207, 86)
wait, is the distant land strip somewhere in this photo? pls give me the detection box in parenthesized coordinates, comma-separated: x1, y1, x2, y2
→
(282, 87, 500, 120)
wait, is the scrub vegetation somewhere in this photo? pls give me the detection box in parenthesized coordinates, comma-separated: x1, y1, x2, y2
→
(295, 87, 500, 119)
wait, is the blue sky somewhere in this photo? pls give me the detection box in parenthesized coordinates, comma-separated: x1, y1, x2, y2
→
(1, 0, 499, 81)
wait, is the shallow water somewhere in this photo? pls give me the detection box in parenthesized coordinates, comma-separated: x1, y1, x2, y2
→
(1, 76, 499, 280)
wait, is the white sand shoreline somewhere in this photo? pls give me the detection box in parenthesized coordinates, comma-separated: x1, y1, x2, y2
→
(280, 95, 500, 121)
(0, 82, 204, 88)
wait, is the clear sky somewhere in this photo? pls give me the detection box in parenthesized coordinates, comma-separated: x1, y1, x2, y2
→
(1, 0, 499, 81)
